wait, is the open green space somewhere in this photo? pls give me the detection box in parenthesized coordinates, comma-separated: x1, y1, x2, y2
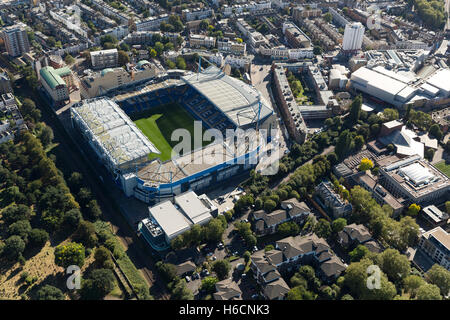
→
(435, 160, 450, 178)
(131, 103, 209, 161)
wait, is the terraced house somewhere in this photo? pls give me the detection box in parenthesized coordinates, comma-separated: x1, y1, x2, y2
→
(251, 233, 347, 299)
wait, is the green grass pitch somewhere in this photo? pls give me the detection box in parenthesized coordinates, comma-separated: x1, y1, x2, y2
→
(131, 103, 206, 161)
(435, 160, 450, 178)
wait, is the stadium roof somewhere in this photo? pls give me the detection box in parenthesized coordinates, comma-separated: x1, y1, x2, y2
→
(181, 66, 273, 127)
(174, 191, 213, 225)
(71, 98, 159, 170)
(149, 200, 192, 240)
(40, 66, 72, 89)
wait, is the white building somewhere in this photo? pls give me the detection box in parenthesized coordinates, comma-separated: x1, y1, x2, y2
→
(419, 227, 450, 271)
(343, 22, 364, 51)
(90, 49, 119, 70)
(189, 34, 216, 48)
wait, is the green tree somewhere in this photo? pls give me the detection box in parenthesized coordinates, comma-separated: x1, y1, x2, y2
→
(263, 199, 277, 212)
(3, 235, 26, 261)
(286, 285, 314, 300)
(80, 269, 115, 300)
(36, 285, 65, 300)
(425, 264, 450, 297)
(212, 260, 231, 280)
(28, 229, 49, 248)
(416, 283, 442, 300)
(349, 95, 362, 124)
(314, 219, 332, 238)
(407, 204, 420, 217)
(403, 275, 425, 298)
(349, 245, 370, 262)
(156, 262, 178, 282)
(277, 221, 300, 237)
(118, 50, 130, 66)
(331, 218, 347, 234)
(382, 108, 399, 121)
(54, 242, 85, 269)
(313, 46, 323, 55)
(378, 249, 411, 283)
(201, 276, 219, 294)
(73, 220, 98, 248)
(94, 246, 111, 267)
(8, 220, 32, 240)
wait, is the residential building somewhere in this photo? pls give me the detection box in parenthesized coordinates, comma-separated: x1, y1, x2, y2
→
(182, 8, 213, 22)
(214, 279, 242, 300)
(251, 233, 346, 296)
(315, 181, 353, 218)
(136, 14, 169, 31)
(418, 227, 450, 270)
(1, 22, 30, 57)
(217, 38, 246, 55)
(90, 49, 119, 70)
(421, 205, 449, 228)
(189, 34, 216, 48)
(337, 223, 382, 253)
(343, 22, 365, 52)
(282, 21, 311, 49)
(251, 198, 310, 236)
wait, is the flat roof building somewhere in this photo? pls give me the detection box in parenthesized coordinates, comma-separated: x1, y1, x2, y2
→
(418, 227, 450, 271)
(379, 155, 450, 206)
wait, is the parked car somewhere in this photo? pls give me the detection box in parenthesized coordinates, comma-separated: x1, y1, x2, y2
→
(212, 256, 217, 261)
(185, 276, 191, 282)
(192, 273, 200, 280)
(252, 246, 258, 253)
(218, 243, 224, 250)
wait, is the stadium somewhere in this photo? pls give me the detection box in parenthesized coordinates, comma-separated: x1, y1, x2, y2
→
(70, 66, 277, 203)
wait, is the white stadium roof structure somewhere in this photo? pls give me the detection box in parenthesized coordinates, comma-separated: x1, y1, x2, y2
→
(181, 66, 273, 128)
(71, 97, 159, 171)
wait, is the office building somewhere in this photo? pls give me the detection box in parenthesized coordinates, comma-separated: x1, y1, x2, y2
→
(1, 22, 30, 57)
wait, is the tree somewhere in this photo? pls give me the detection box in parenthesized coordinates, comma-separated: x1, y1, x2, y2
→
(1, 204, 32, 224)
(243, 251, 251, 263)
(149, 48, 157, 58)
(403, 275, 425, 298)
(407, 204, 420, 217)
(85, 199, 102, 221)
(378, 249, 411, 283)
(201, 276, 219, 294)
(176, 56, 187, 70)
(63, 208, 82, 231)
(64, 54, 75, 65)
(81, 269, 115, 300)
(212, 260, 231, 280)
(156, 262, 178, 283)
(314, 219, 331, 238)
(324, 12, 333, 23)
(349, 245, 370, 262)
(36, 285, 65, 300)
(68, 172, 83, 192)
(382, 108, 399, 121)
(54, 242, 85, 269)
(286, 285, 314, 300)
(426, 264, 450, 297)
(118, 50, 129, 66)
(3, 235, 25, 261)
(313, 46, 322, 55)
(424, 148, 435, 162)
(73, 220, 98, 248)
(28, 229, 49, 248)
(94, 246, 111, 267)
(446, 201, 450, 214)
(354, 135, 365, 151)
(349, 95, 362, 124)
(263, 199, 277, 212)
(429, 124, 443, 141)
(331, 218, 347, 234)
(359, 158, 374, 171)
(171, 235, 184, 251)
(416, 283, 442, 300)
(277, 221, 300, 237)
(335, 130, 353, 159)
(8, 220, 32, 240)
(154, 42, 164, 55)
(171, 279, 194, 300)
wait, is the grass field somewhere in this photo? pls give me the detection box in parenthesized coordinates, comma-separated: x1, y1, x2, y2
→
(131, 103, 207, 161)
(435, 160, 450, 178)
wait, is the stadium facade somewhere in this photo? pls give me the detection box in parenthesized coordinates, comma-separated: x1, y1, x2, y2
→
(71, 66, 277, 203)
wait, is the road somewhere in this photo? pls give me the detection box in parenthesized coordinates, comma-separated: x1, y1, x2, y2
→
(16, 79, 170, 299)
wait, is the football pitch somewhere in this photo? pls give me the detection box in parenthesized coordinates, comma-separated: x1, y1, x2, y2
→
(435, 160, 450, 178)
(131, 103, 205, 161)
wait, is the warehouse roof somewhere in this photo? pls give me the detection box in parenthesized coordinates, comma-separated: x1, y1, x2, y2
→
(175, 191, 213, 225)
(149, 200, 192, 240)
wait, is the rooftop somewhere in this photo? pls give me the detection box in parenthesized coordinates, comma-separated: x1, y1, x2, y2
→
(149, 200, 192, 240)
(181, 65, 273, 127)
